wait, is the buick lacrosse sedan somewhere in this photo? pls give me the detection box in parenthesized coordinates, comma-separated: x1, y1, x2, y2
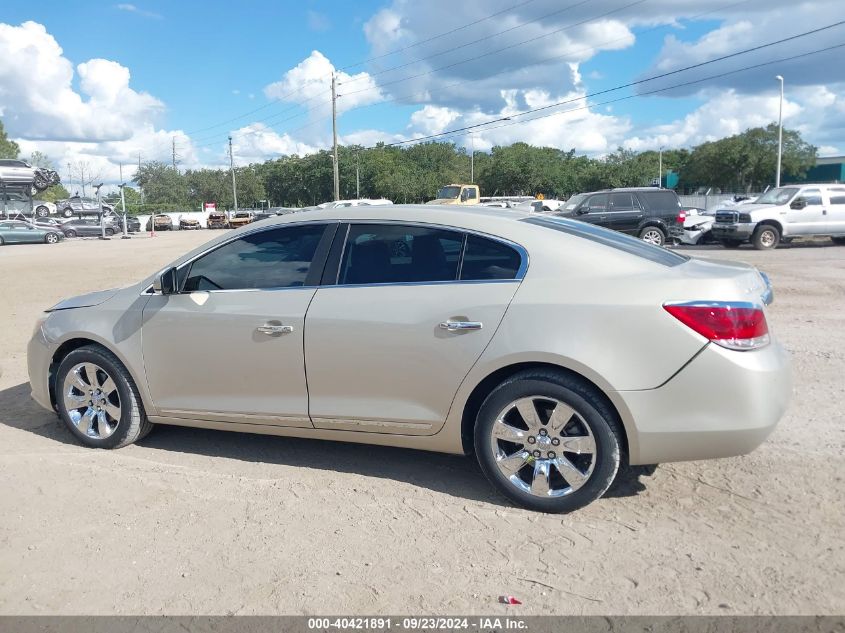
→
(28, 205, 790, 512)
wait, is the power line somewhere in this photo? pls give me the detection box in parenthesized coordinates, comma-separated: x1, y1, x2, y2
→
(391, 42, 845, 149)
(361, 20, 845, 148)
(340, 0, 649, 96)
(339, 0, 595, 84)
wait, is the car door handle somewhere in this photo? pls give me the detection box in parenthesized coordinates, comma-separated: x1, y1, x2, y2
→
(439, 320, 483, 331)
(256, 324, 294, 335)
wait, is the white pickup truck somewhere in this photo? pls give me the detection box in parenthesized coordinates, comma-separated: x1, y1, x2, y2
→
(710, 184, 845, 249)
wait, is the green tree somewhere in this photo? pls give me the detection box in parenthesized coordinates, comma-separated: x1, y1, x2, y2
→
(0, 119, 19, 159)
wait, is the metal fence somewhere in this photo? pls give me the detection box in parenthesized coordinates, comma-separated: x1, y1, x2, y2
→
(678, 194, 741, 210)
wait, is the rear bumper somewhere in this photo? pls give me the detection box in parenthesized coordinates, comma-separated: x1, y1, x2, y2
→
(617, 340, 791, 465)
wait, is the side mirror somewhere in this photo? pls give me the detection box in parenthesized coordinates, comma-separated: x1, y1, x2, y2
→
(460, 190, 468, 202)
(155, 267, 178, 295)
(576, 207, 589, 215)
(790, 198, 807, 210)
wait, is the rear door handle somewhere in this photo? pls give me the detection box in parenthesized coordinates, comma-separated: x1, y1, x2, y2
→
(256, 324, 294, 336)
(439, 320, 483, 331)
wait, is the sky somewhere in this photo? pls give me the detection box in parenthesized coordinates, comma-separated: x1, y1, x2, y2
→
(1, 0, 844, 187)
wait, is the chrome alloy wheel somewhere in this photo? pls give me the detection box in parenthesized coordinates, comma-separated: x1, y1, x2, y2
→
(641, 229, 664, 245)
(759, 228, 776, 248)
(489, 396, 596, 498)
(62, 362, 122, 439)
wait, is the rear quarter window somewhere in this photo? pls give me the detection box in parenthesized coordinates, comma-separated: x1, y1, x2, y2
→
(522, 216, 688, 267)
(636, 190, 681, 212)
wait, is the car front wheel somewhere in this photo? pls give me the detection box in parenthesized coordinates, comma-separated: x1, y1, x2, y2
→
(36, 206, 49, 217)
(44, 232, 59, 244)
(752, 225, 780, 250)
(64, 229, 77, 238)
(639, 226, 665, 246)
(61, 208, 74, 218)
(474, 370, 622, 513)
(55, 345, 152, 449)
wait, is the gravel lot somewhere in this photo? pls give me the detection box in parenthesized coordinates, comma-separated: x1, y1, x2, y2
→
(0, 230, 843, 615)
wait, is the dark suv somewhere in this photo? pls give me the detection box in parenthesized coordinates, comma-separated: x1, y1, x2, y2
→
(554, 188, 684, 246)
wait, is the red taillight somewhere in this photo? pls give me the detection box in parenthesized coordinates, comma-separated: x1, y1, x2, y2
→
(677, 210, 687, 223)
(663, 302, 769, 350)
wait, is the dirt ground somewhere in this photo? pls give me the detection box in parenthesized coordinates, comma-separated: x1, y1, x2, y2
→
(0, 230, 842, 616)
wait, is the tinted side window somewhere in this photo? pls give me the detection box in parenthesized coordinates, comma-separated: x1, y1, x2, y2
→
(460, 235, 521, 280)
(801, 189, 822, 205)
(609, 193, 636, 211)
(340, 224, 462, 284)
(182, 224, 325, 291)
(638, 190, 681, 212)
(829, 188, 845, 204)
(587, 194, 608, 212)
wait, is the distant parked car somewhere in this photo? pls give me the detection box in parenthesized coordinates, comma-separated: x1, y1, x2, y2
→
(228, 211, 254, 228)
(109, 215, 141, 233)
(207, 211, 228, 229)
(61, 218, 117, 238)
(179, 216, 201, 230)
(56, 196, 114, 218)
(0, 159, 60, 192)
(555, 188, 684, 246)
(33, 217, 64, 229)
(0, 220, 63, 244)
(146, 214, 173, 231)
(677, 208, 716, 245)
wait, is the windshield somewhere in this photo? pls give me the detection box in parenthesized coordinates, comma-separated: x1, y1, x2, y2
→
(562, 194, 588, 211)
(436, 186, 461, 199)
(755, 187, 799, 205)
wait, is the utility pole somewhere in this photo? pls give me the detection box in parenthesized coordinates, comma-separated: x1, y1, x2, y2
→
(229, 135, 238, 215)
(138, 152, 144, 206)
(66, 162, 72, 194)
(119, 163, 128, 238)
(356, 151, 360, 199)
(658, 146, 663, 188)
(331, 73, 340, 201)
(470, 134, 475, 183)
(775, 75, 784, 188)
(172, 137, 178, 171)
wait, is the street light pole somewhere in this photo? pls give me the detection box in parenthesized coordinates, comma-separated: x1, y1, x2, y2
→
(775, 75, 784, 188)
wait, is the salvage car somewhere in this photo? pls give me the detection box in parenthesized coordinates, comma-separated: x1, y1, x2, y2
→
(146, 214, 173, 231)
(0, 220, 63, 244)
(0, 159, 60, 192)
(56, 196, 114, 218)
(27, 205, 789, 513)
(207, 211, 228, 229)
(677, 207, 715, 245)
(228, 211, 254, 228)
(556, 188, 684, 246)
(33, 200, 57, 217)
(179, 216, 201, 230)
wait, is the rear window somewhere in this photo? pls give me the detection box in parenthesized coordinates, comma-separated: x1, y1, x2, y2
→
(522, 216, 688, 267)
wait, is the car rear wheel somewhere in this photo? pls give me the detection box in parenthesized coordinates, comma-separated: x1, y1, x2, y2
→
(752, 225, 780, 250)
(639, 226, 665, 246)
(61, 207, 74, 218)
(720, 239, 743, 248)
(105, 228, 115, 236)
(44, 232, 59, 244)
(474, 370, 622, 513)
(35, 205, 49, 217)
(56, 345, 152, 449)
(65, 229, 77, 238)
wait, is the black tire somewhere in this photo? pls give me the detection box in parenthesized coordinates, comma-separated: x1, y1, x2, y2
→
(831, 237, 845, 246)
(33, 172, 48, 191)
(0, 236, 4, 245)
(35, 206, 49, 217)
(752, 224, 780, 250)
(638, 225, 665, 246)
(44, 232, 59, 244)
(474, 369, 623, 513)
(61, 207, 74, 218)
(105, 228, 115, 236)
(719, 239, 743, 248)
(64, 229, 77, 238)
(55, 345, 152, 449)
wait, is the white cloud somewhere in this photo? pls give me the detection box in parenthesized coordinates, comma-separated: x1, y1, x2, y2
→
(263, 51, 383, 117)
(230, 123, 318, 162)
(115, 4, 162, 19)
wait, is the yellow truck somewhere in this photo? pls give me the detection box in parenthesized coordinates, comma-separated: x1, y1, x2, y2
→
(426, 184, 480, 205)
